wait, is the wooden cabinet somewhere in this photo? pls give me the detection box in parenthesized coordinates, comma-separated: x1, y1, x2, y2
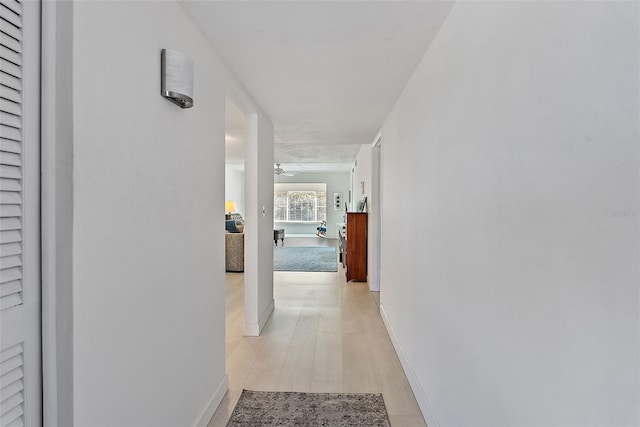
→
(345, 212, 367, 282)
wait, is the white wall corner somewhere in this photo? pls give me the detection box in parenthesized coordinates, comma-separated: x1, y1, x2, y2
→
(244, 298, 275, 337)
(380, 303, 439, 427)
(259, 298, 275, 332)
(191, 375, 229, 427)
(371, 127, 382, 148)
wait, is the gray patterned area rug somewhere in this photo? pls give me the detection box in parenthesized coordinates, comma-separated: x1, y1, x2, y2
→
(226, 390, 391, 426)
(273, 246, 338, 272)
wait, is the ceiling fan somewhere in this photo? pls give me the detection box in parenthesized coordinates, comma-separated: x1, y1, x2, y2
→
(274, 163, 294, 176)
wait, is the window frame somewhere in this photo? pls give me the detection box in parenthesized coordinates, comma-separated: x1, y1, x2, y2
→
(274, 183, 327, 223)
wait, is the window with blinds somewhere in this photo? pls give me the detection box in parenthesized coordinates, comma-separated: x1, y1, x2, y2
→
(0, 0, 24, 312)
(273, 183, 327, 223)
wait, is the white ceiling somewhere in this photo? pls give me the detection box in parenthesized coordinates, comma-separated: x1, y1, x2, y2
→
(187, 1, 454, 172)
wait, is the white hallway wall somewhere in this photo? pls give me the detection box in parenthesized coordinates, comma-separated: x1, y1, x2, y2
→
(225, 166, 245, 217)
(352, 145, 372, 214)
(352, 144, 373, 284)
(73, 1, 227, 425)
(380, 2, 639, 426)
(275, 172, 350, 238)
(243, 112, 275, 336)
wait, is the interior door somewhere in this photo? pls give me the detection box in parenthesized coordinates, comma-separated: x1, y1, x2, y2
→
(0, 0, 42, 426)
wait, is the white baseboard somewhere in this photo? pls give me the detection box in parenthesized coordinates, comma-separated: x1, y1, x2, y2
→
(192, 374, 228, 427)
(259, 298, 275, 331)
(380, 303, 440, 427)
(244, 323, 259, 336)
(244, 298, 275, 336)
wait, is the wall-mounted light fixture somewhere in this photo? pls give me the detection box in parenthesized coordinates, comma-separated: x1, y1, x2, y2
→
(161, 49, 194, 108)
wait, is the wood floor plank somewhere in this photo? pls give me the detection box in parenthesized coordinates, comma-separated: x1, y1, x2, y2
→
(311, 330, 343, 387)
(209, 237, 426, 426)
(389, 415, 428, 427)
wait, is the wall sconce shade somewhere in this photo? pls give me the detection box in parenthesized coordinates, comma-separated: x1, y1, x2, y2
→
(161, 49, 194, 109)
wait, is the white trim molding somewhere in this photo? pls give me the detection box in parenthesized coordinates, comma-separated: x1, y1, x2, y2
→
(41, 1, 74, 426)
(380, 303, 440, 427)
(371, 127, 382, 148)
(244, 298, 274, 336)
(191, 375, 229, 427)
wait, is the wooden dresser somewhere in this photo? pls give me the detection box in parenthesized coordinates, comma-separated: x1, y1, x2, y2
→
(344, 212, 367, 282)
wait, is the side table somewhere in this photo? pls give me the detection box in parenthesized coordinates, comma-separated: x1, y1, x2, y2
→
(274, 228, 285, 246)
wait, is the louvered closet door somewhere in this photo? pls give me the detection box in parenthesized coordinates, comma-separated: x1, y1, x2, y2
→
(0, 1, 41, 426)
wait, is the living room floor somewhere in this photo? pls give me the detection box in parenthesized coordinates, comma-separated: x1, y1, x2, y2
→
(208, 237, 425, 427)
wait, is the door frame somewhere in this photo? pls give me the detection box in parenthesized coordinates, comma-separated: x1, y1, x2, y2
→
(41, 1, 74, 425)
(369, 132, 382, 292)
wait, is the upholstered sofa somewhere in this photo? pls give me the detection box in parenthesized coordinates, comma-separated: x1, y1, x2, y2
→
(225, 213, 245, 272)
(225, 232, 244, 272)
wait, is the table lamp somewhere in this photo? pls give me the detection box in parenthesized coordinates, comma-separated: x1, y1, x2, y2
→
(225, 200, 236, 220)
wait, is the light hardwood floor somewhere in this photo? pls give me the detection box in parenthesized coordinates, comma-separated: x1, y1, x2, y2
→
(208, 238, 426, 427)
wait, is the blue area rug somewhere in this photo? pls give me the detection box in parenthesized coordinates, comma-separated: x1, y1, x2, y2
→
(273, 246, 338, 272)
